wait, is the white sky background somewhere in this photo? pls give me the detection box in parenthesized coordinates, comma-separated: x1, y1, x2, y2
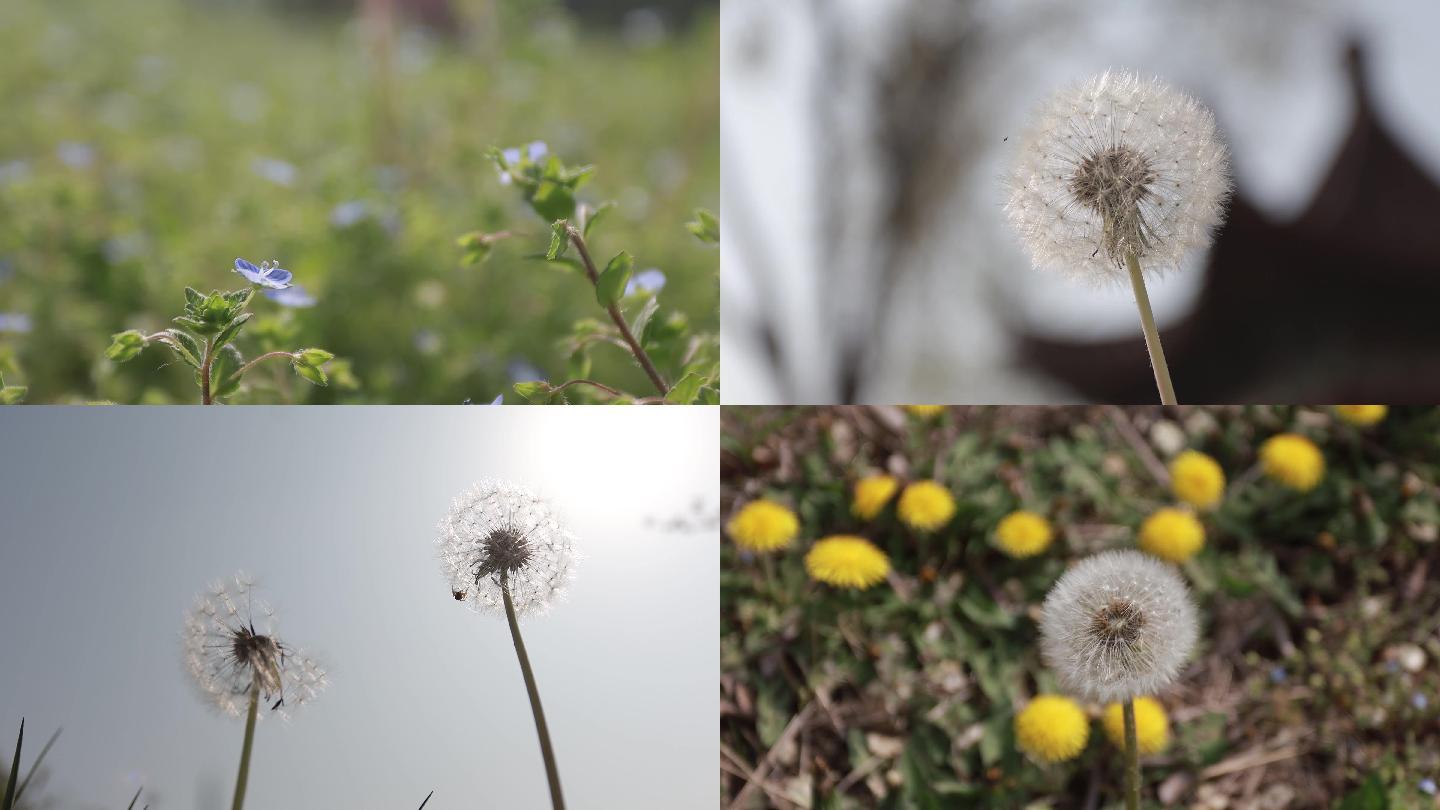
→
(721, 0, 1440, 403)
(0, 406, 718, 810)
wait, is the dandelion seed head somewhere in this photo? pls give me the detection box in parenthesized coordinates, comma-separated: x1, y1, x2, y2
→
(1004, 70, 1231, 282)
(183, 573, 327, 720)
(1040, 550, 1198, 703)
(437, 479, 576, 617)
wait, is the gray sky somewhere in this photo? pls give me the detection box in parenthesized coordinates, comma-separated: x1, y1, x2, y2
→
(0, 406, 718, 810)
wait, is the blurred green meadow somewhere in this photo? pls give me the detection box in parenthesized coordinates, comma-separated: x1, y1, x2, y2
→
(721, 406, 1440, 809)
(0, 0, 717, 403)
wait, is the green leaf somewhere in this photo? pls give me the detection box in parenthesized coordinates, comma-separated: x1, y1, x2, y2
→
(531, 181, 576, 223)
(595, 251, 634, 308)
(211, 312, 252, 352)
(105, 330, 148, 362)
(630, 297, 660, 346)
(292, 360, 328, 386)
(183, 287, 205, 308)
(296, 348, 335, 367)
(512, 381, 550, 404)
(222, 288, 255, 309)
(211, 344, 244, 400)
(582, 201, 615, 239)
(1336, 775, 1387, 810)
(664, 372, 705, 404)
(160, 329, 203, 368)
(546, 220, 569, 260)
(0, 386, 25, 405)
(686, 208, 719, 244)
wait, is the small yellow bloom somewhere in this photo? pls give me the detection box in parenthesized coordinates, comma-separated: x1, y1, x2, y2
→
(1169, 450, 1225, 510)
(897, 480, 956, 532)
(852, 475, 899, 521)
(1138, 507, 1205, 563)
(995, 510, 1054, 558)
(1260, 433, 1325, 492)
(905, 405, 946, 419)
(1102, 697, 1170, 754)
(804, 535, 891, 589)
(1334, 405, 1387, 427)
(726, 500, 799, 553)
(1015, 695, 1089, 763)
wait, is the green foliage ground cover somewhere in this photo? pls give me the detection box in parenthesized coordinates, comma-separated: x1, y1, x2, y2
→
(721, 406, 1440, 809)
(0, 0, 717, 403)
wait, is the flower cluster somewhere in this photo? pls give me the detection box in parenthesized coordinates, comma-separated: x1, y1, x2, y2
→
(1013, 692, 1173, 764)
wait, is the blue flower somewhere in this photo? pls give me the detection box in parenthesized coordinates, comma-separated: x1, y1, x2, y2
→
(251, 156, 297, 187)
(490, 394, 503, 405)
(1421, 779, 1437, 796)
(329, 200, 369, 228)
(264, 284, 316, 308)
(1268, 666, 1286, 684)
(0, 160, 30, 186)
(526, 140, 548, 161)
(625, 267, 666, 296)
(502, 147, 522, 165)
(0, 313, 31, 334)
(233, 257, 293, 289)
(1413, 692, 1429, 711)
(57, 142, 95, 169)
(507, 358, 543, 383)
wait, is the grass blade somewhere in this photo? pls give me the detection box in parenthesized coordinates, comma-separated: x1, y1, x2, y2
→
(125, 787, 143, 810)
(416, 791, 434, 810)
(13, 727, 60, 804)
(2, 718, 24, 810)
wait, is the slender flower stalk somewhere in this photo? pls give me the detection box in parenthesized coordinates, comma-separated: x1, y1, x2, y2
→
(1006, 71, 1231, 403)
(566, 225, 669, 395)
(438, 480, 577, 810)
(1123, 700, 1140, 810)
(231, 684, 260, 810)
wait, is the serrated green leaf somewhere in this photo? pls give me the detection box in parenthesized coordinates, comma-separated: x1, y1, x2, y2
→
(686, 208, 719, 243)
(184, 287, 205, 308)
(210, 313, 252, 352)
(223, 288, 254, 309)
(211, 344, 244, 400)
(595, 251, 634, 308)
(582, 201, 615, 238)
(105, 330, 148, 362)
(547, 220, 569, 260)
(161, 329, 203, 368)
(664, 372, 705, 404)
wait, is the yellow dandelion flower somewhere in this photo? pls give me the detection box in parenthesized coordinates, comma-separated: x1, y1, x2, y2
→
(1334, 405, 1387, 427)
(995, 510, 1054, 559)
(1260, 433, 1325, 492)
(905, 405, 947, 419)
(1169, 450, 1225, 510)
(1015, 695, 1089, 763)
(897, 480, 956, 532)
(804, 536, 890, 589)
(1138, 507, 1205, 563)
(726, 500, 799, 553)
(1102, 696, 1170, 754)
(852, 475, 899, 521)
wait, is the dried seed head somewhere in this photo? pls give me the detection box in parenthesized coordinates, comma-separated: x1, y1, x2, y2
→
(183, 573, 327, 719)
(437, 479, 576, 617)
(1039, 550, 1198, 703)
(1004, 70, 1231, 282)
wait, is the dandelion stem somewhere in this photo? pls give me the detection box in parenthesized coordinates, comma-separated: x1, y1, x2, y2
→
(501, 573, 566, 810)
(566, 226, 669, 396)
(230, 683, 259, 810)
(1122, 699, 1140, 810)
(1124, 251, 1177, 405)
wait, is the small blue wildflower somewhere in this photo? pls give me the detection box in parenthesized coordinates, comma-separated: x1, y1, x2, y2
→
(1269, 666, 1287, 684)
(507, 358, 544, 383)
(1421, 779, 1437, 796)
(625, 268, 666, 296)
(264, 284, 316, 308)
(0, 313, 32, 334)
(251, 157, 297, 187)
(330, 200, 370, 228)
(1413, 692, 1428, 711)
(526, 140, 548, 161)
(57, 142, 95, 169)
(490, 394, 503, 405)
(233, 257, 293, 289)
(502, 147, 523, 165)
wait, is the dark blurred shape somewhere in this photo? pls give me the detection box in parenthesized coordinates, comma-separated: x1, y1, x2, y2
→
(1019, 41, 1440, 403)
(251, 0, 458, 31)
(562, 0, 711, 28)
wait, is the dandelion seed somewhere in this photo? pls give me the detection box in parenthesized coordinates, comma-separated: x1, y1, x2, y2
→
(436, 479, 576, 617)
(1014, 694, 1089, 764)
(1040, 550, 1198, 703)
(1004, 71, 1231, 282)
(183, 573, 327, 719)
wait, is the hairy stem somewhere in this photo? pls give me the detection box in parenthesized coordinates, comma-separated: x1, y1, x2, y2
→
(549, 378, 625, 398)
(1123, 699, 1140, 810)
(502, 573, 565, 810)
(230, 351, 298, 384)
(230, 684, 259, 810)
(200, 338, 215, 405)
(1125, 251, 1177, 405)
(566, 227, 669, 396)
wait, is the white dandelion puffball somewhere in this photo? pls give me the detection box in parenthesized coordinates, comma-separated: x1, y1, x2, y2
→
(437, 479, 577, 617)
(1039, 550, 1198, 703)
(1005, 70, 1231, 282)
(183, 574, 328, 719)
